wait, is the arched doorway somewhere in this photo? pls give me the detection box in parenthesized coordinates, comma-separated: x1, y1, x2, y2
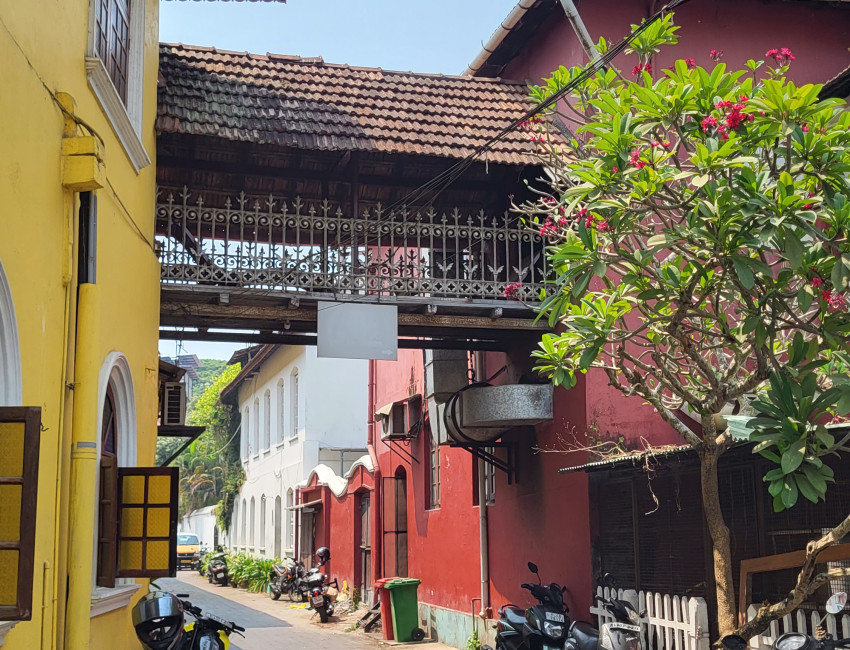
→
(355, 491, 372, 603)
(383, 467, 407, 578)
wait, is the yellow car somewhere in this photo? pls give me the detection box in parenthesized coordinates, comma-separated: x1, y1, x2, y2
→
(176, 533, 201, 571)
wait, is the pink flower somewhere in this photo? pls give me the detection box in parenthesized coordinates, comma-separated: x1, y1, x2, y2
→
(710, 49, 724, 61)
(685, 58, 696, 70)
(766, 47, 795, 66)
(802, 124, 809, 132)
(504, 282, 522, 299)
(632, 63, 652, 76)
(811, 276, 823, 288)
(701, 116, 718, 131)
(612, 166, 618, 173)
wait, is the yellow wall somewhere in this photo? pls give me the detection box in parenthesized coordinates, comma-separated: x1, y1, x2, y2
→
(0, 0, 160, 647)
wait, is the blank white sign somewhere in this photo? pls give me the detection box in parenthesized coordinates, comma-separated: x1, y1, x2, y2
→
(317, 302, 398, 360)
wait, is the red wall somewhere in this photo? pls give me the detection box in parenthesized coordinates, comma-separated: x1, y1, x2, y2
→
(500, 0, 849, 88)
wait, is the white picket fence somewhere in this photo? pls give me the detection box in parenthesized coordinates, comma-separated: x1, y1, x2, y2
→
(746, 605, 850, 650)
(590, 587, 710, 650)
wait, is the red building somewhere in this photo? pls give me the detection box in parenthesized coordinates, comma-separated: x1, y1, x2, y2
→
(294, 2, 850, 648)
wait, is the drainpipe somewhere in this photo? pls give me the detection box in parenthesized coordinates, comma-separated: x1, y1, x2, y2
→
(64, 283, 101, 650)
(368, 359, 383, 583)
(473, 353, 491, 619)
(558, 0, 601, 62)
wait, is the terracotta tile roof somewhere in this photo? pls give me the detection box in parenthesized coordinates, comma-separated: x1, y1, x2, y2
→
(157, 44, 543, 165)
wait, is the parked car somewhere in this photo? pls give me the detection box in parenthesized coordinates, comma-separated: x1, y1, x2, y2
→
(176, 533, 202, 571)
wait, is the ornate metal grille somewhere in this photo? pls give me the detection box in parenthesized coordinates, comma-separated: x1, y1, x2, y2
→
(156, 188, 546, 303)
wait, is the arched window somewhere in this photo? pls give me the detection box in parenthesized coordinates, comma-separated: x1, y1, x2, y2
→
(276, 379, 285, 445)
(260, 495, 267, 552)
(0, 259, 22, 407)
(252, 398, 260, 456)
(241, 498, 247, 548)
(286, 489, 294, 552)
(242, 407, 249, 458)
(274, 496, 282, 558)
(231, 499, 239, 550)
(290, 369, 299, 441)
(249, 496, 256, 548)
(263, 389, 271, 450)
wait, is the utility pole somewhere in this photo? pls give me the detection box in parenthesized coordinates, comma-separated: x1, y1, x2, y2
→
(558, 0, 601, 62)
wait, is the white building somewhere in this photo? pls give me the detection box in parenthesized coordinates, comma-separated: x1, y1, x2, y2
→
(179, 505, 222, 549)
(220, 344, 367, 559)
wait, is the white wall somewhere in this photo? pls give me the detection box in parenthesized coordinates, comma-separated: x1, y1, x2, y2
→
(232, 346, 367, 558)
(180, 506, 219, 548)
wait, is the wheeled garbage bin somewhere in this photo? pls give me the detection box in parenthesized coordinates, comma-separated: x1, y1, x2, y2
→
(384, 578, 424, 642)
(374, 578, 396, 641)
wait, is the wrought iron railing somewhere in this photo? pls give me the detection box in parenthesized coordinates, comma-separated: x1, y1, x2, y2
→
(156, 188, 547, 302)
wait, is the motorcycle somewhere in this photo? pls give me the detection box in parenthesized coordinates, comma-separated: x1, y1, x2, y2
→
(722, 592, 849, 650)
(197, 543, 209, 576)
(268, 557, 298, 601)
(486, 564, 642, 650)
(285, 561, 308, 602)
(132, 585, 245, 650)
(306, 568, 339, 623)
(486, 561, 571, 650)
(207, 546, 229, 587)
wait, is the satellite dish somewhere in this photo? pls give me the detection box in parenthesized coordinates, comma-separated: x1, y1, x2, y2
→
(826, 592, 847, 615)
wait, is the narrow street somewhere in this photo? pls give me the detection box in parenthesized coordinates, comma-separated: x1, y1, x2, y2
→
(159, 572, 385, 650)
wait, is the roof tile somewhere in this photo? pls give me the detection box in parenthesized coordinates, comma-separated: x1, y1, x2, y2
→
(157, 43, 543, 165)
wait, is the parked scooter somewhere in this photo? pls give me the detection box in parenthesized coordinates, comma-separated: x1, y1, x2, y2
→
(132, 585, 245, 650)
(485, 565, 642, 650)
(485, 561, 571, 650)
(722, 592, 849, 650)
(268, 557, 298, 601)
(197, 543, 209, 576)
(305, 547, 339, 623)
(207, 546, 229, 587)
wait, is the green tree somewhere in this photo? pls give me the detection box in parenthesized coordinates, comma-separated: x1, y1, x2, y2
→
(170, 363, 243, 523)
(521, 18, 850, 637)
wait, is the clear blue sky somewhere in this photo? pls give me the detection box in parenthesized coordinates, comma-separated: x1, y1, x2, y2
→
(159, 0, 519, 75)
(158, 0, 520, 360)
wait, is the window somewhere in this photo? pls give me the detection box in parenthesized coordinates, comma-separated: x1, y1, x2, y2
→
(241, 407, 249, 458)
(241, 498, 247, 548)
(252, 398, 259, 457)
(263, 390, 271, 451)
(86, 0, 149, 171)
(259, 495, 266, 552)
(0, 407, 41, 621)
(428, 430, 440, 509)
(276, 379, 285, 445)
(93, 0, 130, 102)
(249, 497, 256, 549)
(290, 370, 299, 442)
(485, 448, 496, 505)
(286, 490, 294, 552)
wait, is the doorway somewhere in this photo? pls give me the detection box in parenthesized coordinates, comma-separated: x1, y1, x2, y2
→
(382, 468, 408, 578)
(357, 492, 372, 604)
(274, 496, 282, 558)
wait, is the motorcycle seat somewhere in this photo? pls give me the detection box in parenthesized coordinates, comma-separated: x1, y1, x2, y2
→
(501, 605, 527, 628)
(570, 620, 600, 650)
(272, 563, 289, 574)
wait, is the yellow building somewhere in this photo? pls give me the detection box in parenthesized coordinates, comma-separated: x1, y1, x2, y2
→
(0, 1, 171, 648)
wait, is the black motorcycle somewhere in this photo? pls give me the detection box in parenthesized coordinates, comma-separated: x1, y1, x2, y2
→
(207, 546, 229, 587)
(486, 562, 572, 650)
(269, 558, 298, 601)
(285, 561, 308, 602)
(306, 568, 339, 623)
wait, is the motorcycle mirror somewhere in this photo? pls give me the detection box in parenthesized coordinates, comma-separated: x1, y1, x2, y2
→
(528, 562, 539, 575)
(603, 573, 617, 588)
(720, 635, 747, 650)
(826, 592, 848, 615)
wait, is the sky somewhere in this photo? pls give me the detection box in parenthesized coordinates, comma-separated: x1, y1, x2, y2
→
(159, 0, 520, 75)
(157, 0, 520, 360)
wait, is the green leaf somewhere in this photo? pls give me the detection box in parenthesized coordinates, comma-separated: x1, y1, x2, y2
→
(780, 476, 799, 509)
(785, 232, 804, 269)
(732, 257, 755, 289)
(579, 345, 600, 369)
(781, 443, 805, 474)
(795, 473, 820, 503)
(592, 259, 607, 278)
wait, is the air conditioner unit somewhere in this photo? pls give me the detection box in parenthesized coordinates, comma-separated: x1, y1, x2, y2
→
(163, 382, 186, 426)
(380, 395, 422, 441)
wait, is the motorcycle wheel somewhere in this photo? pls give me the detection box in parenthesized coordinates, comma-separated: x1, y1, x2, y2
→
(286, 584, 300, 602)
(317, 606, 329, 623)
(208, 572, 213, 584)
(269, 577, 282, 600)
(221, 575, 229, 587)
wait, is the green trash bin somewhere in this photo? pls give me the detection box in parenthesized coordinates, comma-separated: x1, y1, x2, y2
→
(384, 578, 424, 642)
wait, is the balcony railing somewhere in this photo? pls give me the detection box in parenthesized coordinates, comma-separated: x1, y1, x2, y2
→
(156, 188, 547, 303)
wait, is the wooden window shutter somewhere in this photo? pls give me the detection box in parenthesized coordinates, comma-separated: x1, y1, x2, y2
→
(0, 407, 41, 621)
(116, 467, 178, 578)
(96, 456, 119, 588)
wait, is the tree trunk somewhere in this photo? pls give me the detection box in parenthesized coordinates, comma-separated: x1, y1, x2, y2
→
(699, 444, 738, 635)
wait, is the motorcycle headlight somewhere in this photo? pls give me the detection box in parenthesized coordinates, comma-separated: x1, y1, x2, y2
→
(543, 621, 565, 638)
(628, 608, 641, 625)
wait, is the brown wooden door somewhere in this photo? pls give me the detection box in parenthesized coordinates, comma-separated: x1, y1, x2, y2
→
(382, 470, 408, 578)
(359, 493, 372, 604)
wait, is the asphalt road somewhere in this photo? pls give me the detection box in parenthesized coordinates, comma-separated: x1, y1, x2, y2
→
(158, 572, 385, 650)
